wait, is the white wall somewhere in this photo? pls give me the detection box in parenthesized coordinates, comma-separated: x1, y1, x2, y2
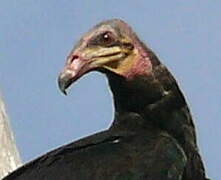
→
(0, 93, 21, 178)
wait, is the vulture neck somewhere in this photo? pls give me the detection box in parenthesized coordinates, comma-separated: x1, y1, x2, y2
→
(107, 72, 164, 131)
(106, 56, 187, 133)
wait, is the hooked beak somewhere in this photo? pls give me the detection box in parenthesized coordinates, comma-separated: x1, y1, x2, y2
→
(58, 55, 92, 95)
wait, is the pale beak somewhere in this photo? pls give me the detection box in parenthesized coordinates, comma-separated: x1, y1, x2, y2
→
(58, 55, 92, 95)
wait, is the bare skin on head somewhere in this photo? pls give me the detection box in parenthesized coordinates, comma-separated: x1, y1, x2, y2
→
(58, 19, 153, 94)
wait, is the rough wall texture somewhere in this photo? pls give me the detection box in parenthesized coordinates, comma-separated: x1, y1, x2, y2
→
(0, 94, 21, 179)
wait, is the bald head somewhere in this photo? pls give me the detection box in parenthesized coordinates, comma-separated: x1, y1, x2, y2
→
(58, 19, 153, 94)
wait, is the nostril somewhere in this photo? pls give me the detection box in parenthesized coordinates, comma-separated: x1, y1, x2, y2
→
(69, 55, 79, 63)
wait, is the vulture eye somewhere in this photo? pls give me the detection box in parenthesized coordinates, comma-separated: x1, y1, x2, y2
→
(101, 32, 112, 44)
(90, 32, 116, 47)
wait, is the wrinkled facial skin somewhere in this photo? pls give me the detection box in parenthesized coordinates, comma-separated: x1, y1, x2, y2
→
(58, 19, 150, 94)
(74, 27, 134, 73)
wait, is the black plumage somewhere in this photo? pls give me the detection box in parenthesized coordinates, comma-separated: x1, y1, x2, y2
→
(4, 19, 209, 180)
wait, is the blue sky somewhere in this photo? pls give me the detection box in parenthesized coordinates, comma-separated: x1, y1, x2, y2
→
(0, 1, 220, 179)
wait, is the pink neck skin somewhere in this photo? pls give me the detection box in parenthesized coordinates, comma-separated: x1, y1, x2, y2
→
(124, 43, 153, 81)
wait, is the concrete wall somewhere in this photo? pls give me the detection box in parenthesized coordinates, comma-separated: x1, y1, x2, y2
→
(0, 93, 21, 179)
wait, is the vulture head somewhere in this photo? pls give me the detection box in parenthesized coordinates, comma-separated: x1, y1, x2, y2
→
(58, 19, 157, 95)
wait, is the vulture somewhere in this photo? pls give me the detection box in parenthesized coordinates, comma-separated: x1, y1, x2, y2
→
(4, 19, 209, 180)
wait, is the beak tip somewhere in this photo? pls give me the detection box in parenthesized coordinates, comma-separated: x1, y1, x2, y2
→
(63, 90, 68, 96)
(59, 88, 68, 96)
(58, 75, 68, 96)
